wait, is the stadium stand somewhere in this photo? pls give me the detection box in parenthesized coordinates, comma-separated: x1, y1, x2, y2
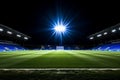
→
(92, 43, 120, 51)
(89, 23, 120, 51)
(0, 24, 30, 51)
(0, 40, 25, 52)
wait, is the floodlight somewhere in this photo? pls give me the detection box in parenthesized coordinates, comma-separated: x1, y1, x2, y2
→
(103, 32, 107, 35)
(50, 15, 71, 45)
(17, 34, 21, 37)
(90, 37, 94, 40)
(7, 31, 12, 34)
(0, 28, 3, 32)
(119, 27, 120, 30)
(112, 29, 116, 33)
(24, 37, 28, 40)
(54, 25, 66, 32)
(97, 34, 102, 37)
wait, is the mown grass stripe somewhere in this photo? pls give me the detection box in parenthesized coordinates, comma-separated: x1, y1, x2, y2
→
(0, 50, 120, 68)
(0, 51, 52, 68)
(66, 51, 120, 68)
(11, 51, 83, 68)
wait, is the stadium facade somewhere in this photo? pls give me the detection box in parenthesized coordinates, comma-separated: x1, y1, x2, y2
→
(89, 23, 120, 51)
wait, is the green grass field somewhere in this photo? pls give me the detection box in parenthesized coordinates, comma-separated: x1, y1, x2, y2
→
(0, 50, 120, 68)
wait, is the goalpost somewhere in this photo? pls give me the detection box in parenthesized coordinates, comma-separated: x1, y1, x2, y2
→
(56, 46, 64, 50)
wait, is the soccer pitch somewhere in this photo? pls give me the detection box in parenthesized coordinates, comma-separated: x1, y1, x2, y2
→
(0, 50, 120, 68)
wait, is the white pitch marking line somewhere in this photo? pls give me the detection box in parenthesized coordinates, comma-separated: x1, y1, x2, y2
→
(1, 68, 120, 71)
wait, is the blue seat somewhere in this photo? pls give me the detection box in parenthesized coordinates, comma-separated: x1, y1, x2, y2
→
(0, 43, 25, 52)
(93, 43, 120, 51)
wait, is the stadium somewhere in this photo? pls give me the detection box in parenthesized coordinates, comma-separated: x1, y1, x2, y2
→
(0, 0, 120, 80)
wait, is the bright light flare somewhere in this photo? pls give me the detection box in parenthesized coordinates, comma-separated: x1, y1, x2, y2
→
(90, 37, 94, 40)
(54, 25, 66, 32)
(0, 28, 3, 32)
(24, 37, 28, 40)
(7, 31, 12, 34)
(112, 29, 116, 33)
(49, 14, 72, 45)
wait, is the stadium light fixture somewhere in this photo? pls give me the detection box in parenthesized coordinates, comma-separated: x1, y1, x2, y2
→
(119, 27, 120, 30)
(103, 32, 107, 35)
(53, 22, 67, 45)
(54, 24, 66, 33)
(49, 13, 72, 45)
(24, 37, 28, 40)
(17, 34, 21, 37)
(7, 31, 12, 34)
(97, 34, 102, 37)
(112, 29, 116, 33)
(90, 37, 94, 40)
(0, 28, 3, 32)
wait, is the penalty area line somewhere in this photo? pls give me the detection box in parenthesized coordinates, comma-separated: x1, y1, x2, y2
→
(0, 68, 120, 71)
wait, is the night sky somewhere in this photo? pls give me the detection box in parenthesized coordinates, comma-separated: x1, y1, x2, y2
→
(0, 0, 120, 45)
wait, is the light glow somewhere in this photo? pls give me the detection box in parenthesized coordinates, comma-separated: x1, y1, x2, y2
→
(119, 27, 120, 30)
(90, 37, 94, 40)
(97, 34, 102, 37)
(17, 34, 21, 37)
(54, 25, 66, 32)
(103, 32, 107, 35)
(24, 37, 28, 40)
(7, 31, 12, 34)
(0, 28, 3, 32)
(49, 13, 72, 45)
(112, 29, 116, 33)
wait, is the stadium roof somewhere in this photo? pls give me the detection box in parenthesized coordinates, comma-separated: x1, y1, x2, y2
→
(88, 23, 120, 40)
(0, 24, 30, 40)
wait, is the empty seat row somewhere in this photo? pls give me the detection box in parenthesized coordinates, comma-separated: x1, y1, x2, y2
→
(93, 43, 120, 51)
(0, 43, 25, 52)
